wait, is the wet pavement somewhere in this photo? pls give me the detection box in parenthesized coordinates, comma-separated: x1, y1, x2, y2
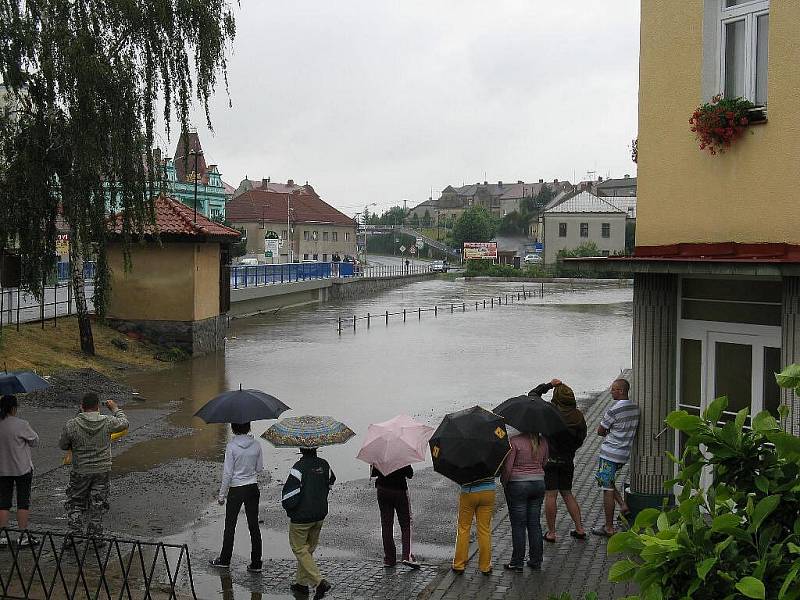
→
(16, 277, 632, 598)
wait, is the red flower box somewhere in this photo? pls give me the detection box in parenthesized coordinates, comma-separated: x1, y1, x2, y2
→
(689, 95, 755, 155)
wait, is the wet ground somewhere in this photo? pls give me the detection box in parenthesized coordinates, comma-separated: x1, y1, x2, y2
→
(18, 277, 632, 597)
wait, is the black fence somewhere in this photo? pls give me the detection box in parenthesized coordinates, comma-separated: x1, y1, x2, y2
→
(0, 528, 196, 600)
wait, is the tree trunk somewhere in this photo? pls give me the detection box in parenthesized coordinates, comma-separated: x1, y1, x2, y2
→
(69, 229, 95, 355)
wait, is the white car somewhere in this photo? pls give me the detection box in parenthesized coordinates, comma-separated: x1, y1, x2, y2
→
(523, 253, 542, 264)
(239, 257, 259, 266)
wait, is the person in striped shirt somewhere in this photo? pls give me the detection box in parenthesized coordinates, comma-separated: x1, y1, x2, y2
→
(591, 378, 640, 538)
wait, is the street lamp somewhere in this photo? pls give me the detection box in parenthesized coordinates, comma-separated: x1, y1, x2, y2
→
(189, 148, 203, 222)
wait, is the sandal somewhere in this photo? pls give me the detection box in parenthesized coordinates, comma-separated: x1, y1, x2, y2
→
(569, 530, 587, 540)
(542, 533, 556, 543)
(590, 526, 614, 538)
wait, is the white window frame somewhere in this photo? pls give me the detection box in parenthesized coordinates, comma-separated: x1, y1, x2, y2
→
(717, 0, 769, 104)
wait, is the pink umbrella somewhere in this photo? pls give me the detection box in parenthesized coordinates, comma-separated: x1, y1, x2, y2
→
(356, 414, 434, 475)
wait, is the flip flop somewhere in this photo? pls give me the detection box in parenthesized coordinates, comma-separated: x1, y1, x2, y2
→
(590, 527, 614, 538)
(569, 530, 587, 540)
(542, 533, 557, 543)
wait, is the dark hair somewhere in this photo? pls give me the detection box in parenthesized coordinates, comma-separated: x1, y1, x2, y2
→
(0, 395, 18, 419)
(300, 447, 317, 456)
(81, 393, 100, 410)
(231, 422, 251, 435)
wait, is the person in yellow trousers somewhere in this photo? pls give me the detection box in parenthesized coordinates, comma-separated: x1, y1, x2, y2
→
(452, 477, 496, 575)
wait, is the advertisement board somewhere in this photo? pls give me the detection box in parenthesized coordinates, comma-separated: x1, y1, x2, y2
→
(463, 242, 498, 260)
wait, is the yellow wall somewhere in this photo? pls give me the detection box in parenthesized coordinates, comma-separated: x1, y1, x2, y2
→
(193, 243, 220, 320)
(107, 242, 220, 322)
(637, 1, 800, 247)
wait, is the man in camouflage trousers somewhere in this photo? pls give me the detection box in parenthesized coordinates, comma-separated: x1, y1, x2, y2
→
(58, 393, 128, 540)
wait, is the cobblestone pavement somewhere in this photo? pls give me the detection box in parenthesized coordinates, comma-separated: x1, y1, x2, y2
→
(421, 372, 637, 600)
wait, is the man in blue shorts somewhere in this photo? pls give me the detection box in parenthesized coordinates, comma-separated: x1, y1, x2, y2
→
(592, 378, 640, 538)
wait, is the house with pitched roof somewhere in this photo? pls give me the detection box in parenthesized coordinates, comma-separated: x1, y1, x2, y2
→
(106, 195, 241, 355)
(225, 187, 357, 263)
(541, 191, 627, 263)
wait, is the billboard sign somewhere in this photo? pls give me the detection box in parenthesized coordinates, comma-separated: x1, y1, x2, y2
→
(463, 242, 498, 260)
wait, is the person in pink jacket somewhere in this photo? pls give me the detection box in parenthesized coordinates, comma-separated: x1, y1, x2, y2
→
(500, 431, 549, 571)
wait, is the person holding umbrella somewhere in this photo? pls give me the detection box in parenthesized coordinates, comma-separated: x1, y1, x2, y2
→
(529, 379, 587, 543)
(195, 386, 290, 573)
(209, 422, 264, 572)
(356, 414, 433, 570)
(0, 395, 39, 548)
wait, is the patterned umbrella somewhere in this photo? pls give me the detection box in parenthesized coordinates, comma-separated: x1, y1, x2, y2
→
(262, 415, 355, 448)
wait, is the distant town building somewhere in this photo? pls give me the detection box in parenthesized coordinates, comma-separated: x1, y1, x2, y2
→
(232, 177, 309, 198)
(541, 191, 627, 263)
(595, 174, 637, 197)
(158, 130, 235, 220)
(408, 179, 574, 222)
(225, 187, 357, 263)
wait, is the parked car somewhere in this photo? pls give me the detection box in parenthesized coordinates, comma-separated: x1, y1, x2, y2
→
(430, 260, 449, 273)
(239, 257, 259, 266)
(523, 253, 542, 264)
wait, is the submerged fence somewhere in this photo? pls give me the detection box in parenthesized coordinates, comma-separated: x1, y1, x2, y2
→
(337, 284, 553, 334)
(0, 528, 196, 600)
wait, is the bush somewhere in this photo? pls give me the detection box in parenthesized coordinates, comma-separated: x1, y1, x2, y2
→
(608, 365, 800, 600)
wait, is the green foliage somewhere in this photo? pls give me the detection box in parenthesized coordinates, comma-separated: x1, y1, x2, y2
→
(410, 212, 420, 228)
(608, 370, 800, 600)
(464, 260, 550, 278)
(557, 241, 601, 258)
(625, 220, 636, 255)
(452, 206, 495, 247)
(0, 0, 236, 300)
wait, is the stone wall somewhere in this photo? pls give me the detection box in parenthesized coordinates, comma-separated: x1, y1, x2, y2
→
(329, 272, 438, 301)
(107, 314, 227, 356)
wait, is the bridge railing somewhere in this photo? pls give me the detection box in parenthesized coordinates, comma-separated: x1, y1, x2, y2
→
(229, 262, 437, 289)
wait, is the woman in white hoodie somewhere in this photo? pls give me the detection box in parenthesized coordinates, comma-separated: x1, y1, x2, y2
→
(210, 422, 264, 572)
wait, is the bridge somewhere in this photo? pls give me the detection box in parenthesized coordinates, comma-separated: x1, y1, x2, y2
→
(358, 224, 460, 258)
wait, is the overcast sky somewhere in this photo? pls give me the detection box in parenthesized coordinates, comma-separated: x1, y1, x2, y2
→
(171, 0, 640, 217)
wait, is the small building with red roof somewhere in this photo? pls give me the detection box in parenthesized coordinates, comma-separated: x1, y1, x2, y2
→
(226, 186, 357, 262)
(106, 195, 241, 355)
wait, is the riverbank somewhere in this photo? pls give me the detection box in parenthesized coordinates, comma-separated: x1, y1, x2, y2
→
(0, 316, 172, 376)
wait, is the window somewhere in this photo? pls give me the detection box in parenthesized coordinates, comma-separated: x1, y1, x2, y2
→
(313, 253, 318, 261)
(332, 232, 338, 242)
(558, 223, 567, 237)
(323, 232, 329, 241)
(312, 231, 318, 241)
(210, 208, 222, 219)
(579, 223, 589, 238)
(322, 253, 328, 262)
(601, 223, 610, 238)
(303, 231, 310, 241)
(303, 253, 309, 260)
(345, 233, 351, 241)
(719, 0, 769, 104)
(282, 229, 288, 240)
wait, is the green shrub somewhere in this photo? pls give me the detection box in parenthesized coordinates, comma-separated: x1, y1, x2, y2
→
(608, 365, 800, 600)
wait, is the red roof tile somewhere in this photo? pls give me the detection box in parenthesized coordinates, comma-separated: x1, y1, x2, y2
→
(225, 189, 356, 228)
(110, 195, 241, 240)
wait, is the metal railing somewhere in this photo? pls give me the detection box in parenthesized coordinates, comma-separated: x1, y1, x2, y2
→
(56, 261, 97, 282)
(0, 282, 95, 329)
(229, 262, 436, 289)
(0, 528, 196, 599)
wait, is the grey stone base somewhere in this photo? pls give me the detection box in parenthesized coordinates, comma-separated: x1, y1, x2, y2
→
(107, 315, 227, 356)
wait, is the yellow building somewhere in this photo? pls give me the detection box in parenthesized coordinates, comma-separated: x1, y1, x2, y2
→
(106, 195, 241, 355)
(585, 0, 798, 510)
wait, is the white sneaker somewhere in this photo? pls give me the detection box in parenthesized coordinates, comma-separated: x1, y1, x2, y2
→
(18, 533, 38, 547)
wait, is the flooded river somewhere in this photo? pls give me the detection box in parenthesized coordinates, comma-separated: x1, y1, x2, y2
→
(119, 278, 633, 483)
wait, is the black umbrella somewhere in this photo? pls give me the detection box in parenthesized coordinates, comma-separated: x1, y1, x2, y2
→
(429, 405, 511, 485)
(195, 386, 290, 424)
(493, 394, 567, 435)
(0, 371, 50, 395)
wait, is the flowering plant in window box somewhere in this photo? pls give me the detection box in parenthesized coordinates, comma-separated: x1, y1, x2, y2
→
(689, 95, 761, 155)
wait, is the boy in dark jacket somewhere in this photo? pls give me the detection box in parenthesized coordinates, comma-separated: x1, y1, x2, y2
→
(282, 448, 336, 599)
